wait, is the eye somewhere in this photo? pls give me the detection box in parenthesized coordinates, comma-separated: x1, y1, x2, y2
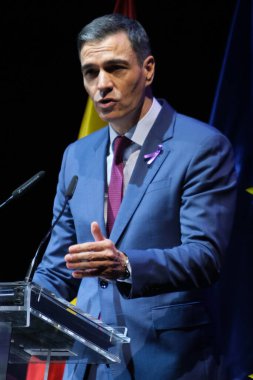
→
(107, 64, 126, 73)
(83, 68, 99, 80)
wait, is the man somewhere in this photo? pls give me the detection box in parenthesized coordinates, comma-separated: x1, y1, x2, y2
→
(33, 13, 237, 380)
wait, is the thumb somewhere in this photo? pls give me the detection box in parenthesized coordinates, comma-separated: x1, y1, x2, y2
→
(91, 221, 105, 241)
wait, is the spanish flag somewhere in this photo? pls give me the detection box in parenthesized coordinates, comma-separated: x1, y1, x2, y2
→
(78, 96, 106, 139)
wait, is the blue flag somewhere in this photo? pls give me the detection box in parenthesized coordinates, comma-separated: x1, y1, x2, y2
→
(209, 0, 253, 378)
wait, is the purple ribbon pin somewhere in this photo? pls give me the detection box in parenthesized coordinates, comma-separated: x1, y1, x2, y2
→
(144, 144, 163, 166)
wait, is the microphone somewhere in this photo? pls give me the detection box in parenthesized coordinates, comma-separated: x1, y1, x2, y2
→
(0, 171, 46, 209)
(25, 175, 78, 283)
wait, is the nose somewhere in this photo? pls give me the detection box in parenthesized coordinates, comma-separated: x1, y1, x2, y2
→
(97, 71, 113, 96)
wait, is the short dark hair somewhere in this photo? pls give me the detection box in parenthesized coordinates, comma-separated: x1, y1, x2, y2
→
(77, 13, 151, 65)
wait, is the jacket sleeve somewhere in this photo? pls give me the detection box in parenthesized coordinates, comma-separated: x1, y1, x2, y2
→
(33, 144, 81, 301)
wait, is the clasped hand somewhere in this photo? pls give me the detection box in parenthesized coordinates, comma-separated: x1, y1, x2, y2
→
(65, 221, 126, 280)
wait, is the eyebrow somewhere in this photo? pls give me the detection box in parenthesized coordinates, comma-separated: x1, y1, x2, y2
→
(81, 59, 130, 73)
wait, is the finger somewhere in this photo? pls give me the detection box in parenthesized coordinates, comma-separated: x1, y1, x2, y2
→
(72, 268, 99, 278)
(91, 221, 105, 242)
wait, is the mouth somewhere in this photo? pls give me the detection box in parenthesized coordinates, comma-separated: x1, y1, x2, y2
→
(97, 98, 117, 110)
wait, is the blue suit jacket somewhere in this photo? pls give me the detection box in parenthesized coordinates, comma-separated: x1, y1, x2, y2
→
(34, 100, 237, 379)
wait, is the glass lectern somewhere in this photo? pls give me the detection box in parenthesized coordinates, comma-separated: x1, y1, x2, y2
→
(0, 281, 130, 380)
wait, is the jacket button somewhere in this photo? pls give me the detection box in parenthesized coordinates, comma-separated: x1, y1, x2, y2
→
(99, 279, 108, 288)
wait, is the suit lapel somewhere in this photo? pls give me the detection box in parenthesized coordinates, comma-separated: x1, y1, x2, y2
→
(110, 101, 176, 244)
(83, 129, 109, 237)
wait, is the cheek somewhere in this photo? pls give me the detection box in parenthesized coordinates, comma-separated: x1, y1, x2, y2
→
(82, 79, 88, 92)
(82, 76, 95, 92)
(121, 76, 145, 101)
(83, 78, 89, 90)
(83, 82, 95, 99)
(131, 75, 146, 97)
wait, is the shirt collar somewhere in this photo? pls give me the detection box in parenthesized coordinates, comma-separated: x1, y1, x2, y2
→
(109, 97, 161, 147)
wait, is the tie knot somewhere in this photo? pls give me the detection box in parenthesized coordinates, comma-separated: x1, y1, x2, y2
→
(113, 136, 131, 164)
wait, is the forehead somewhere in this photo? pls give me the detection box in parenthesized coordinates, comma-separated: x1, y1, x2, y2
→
(80, 31, 136, 64)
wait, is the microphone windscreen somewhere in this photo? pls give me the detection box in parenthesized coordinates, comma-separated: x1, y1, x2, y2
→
(66, 175, 78, 199)
(12, 171, 46, 198)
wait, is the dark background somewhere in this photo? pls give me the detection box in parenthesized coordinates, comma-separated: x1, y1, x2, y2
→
(0, 0, 236, 281)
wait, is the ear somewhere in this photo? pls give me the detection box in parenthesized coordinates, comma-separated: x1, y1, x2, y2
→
(143, 55, 155, 86)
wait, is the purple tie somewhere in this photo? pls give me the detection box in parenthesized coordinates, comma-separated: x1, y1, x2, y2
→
(107, 136, 131, 235)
